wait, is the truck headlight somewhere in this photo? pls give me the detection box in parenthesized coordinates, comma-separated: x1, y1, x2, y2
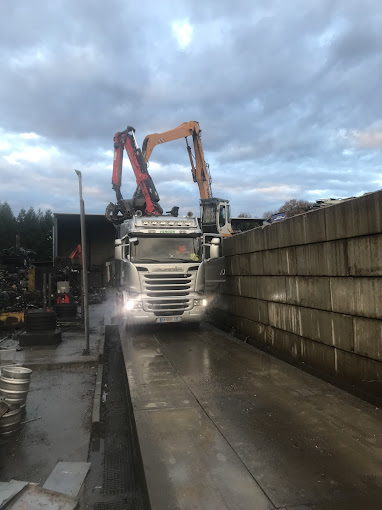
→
(124, 300, 135, 311)
(194, 298, 207, 307)
(123, 299, 143, 311)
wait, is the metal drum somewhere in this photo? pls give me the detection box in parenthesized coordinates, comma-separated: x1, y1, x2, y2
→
(0, 366, 32, 404)
(0, 376, 30, 392)
(0, 387, 29, 405)
(1, 367, 32, 380)
(5, 401, 26, 412)
(0, 408, 22, 436)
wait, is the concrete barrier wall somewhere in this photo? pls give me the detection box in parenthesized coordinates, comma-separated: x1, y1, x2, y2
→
(211, 190, 382, 401)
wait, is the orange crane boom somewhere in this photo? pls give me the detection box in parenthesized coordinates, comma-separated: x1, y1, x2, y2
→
(142, 121, 212, 200)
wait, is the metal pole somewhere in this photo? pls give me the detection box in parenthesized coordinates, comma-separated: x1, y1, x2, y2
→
(42, 273, 47, 312)
(75, 169, 90, 355)
(48, 273, 52, 308)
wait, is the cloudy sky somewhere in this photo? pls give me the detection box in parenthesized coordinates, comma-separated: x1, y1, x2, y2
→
(1, 0, 382, 218)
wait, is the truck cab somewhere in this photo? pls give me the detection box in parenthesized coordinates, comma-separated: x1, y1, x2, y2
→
(114, 214, 221, 326)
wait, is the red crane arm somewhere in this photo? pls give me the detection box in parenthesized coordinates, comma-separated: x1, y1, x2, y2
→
(112, 126, 162, 216)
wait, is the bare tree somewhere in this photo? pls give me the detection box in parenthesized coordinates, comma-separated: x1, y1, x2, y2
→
(262, 209, 278, 219)
(238, 212, 252, 218)
(262, 199, 313, 219)
(281, 199, 313, 217)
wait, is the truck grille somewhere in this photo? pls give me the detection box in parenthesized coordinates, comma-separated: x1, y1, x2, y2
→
(143, 273, 195, 316)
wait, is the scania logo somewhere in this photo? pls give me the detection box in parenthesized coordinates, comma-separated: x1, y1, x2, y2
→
(154, 266, 182, 272)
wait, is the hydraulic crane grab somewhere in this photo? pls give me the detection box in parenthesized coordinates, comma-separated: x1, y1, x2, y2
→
(142, 121, 232, 236)
(106, 126, 163, 223)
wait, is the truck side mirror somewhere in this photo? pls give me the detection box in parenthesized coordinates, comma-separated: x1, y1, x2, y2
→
(210, 237, 220, 259)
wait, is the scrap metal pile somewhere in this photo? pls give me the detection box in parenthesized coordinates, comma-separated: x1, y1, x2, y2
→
(0, 267, 106, 331)
(0, 247, 42, 320)
(0, 268, 42, 314)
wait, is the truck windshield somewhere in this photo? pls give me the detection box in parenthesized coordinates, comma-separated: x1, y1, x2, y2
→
(131, 237, 201, 263)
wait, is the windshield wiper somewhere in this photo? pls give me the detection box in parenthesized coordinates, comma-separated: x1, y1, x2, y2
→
(135, 258, 161, 263)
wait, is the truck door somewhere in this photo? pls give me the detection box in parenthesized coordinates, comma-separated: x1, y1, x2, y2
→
(203, 234, 226, 292)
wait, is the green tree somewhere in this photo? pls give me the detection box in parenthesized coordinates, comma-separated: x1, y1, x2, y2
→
(16, 206, 53, 261)
(0, 202, 17, 250)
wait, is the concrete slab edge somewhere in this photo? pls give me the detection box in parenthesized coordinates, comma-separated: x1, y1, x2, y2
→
(22, 358, 98, 370)
(91, 363, 103, 434)
(98, 333, 105, 363)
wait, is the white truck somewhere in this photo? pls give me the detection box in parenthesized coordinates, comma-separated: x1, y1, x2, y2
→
(114, 214, 222, 326)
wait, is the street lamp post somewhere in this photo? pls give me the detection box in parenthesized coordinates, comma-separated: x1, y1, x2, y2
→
(75, 169, 90, 355)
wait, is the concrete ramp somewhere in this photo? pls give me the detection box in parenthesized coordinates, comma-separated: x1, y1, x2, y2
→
(121, 323, 382, 509)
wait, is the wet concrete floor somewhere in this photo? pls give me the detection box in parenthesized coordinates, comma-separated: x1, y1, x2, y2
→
(122, 322, 382, 510)
(0, 366, 96, 484)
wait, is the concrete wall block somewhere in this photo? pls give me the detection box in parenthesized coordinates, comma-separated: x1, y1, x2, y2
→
(225, 256, 234, 276)
(304, 208, 327, 244)
(240, 276, 287, 302)
(263, 247, 297, 276)
(249, 251, 265, 275)
(295, 240, 348, 276)
(348, 234, 382, 276)
(286, 277, 331, 310)
(299, 307, 332, 345)
(331, 313, 354, 352)
(263, 220, 291, 250)
(214, 294, 268, 324)
(269, 328, 300, 359)
(335, 349, 382, 401)
(330, 277, 382, 319)
(300, 337, 336, 375)
(232, 232, 246, 255)
(353, 317, 382, 362)
(222, 235, 237, 257)
(237, 276, 258, 299)
(351, 190, 382, 237)
(271, 328, 336, 376)
(229, 255, 241, 276)
(219, 275, 241, 296)
(325, 198, 354, 241)
(237, 317, 268, 345)
(232, 295, 269, 324)
(223, 227, 266, 256)
(233, 229, 259, 255)
(238, 253, 253, 275)
(288, 214, 307, 246)
(224, 230, 253, 256)
(268, 302, 300, 336)
(326, 190, 382, 241)
(247, 227, 265, 252)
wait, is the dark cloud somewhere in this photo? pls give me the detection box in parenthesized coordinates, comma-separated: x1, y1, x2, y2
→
(1, 0, 382, 218)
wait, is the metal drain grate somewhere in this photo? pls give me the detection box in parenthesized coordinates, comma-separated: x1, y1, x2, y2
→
(95, 326, 150, 509)
(103, 333, 132, 494)
(94, 496, 134, 510)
